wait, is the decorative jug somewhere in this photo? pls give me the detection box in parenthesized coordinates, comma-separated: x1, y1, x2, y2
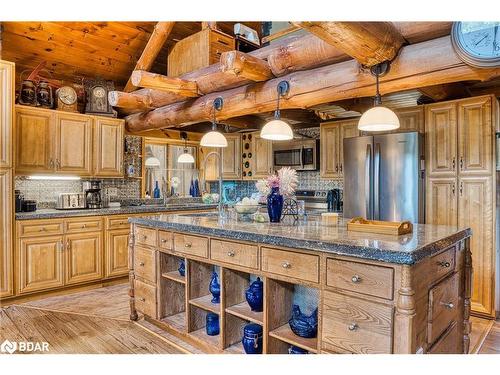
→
(242, 323, 263, 354)
(288, 345, 309, 354)
(178, 259, 185, 277)
(209, 271, 220, 304)
(267, 187, 283, 223)
(205, 313, 219, 336)
(288, 305, 318, 338)
(19, 80, 37, 106)
(245, 277, 263, 312)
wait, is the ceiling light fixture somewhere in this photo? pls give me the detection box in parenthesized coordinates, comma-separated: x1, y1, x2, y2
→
(177, 131, 195, 163)
(358, 62, 400, 132)
(200, 97, 227, 148)
(260, 80, 293, 141)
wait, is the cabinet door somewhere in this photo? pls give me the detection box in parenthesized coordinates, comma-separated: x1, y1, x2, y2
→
(458, 96, 493, 176)
(55, 113, 93, 175)
(15, 107, 54, 173)
(65, 232, 103, 285)
(199, 146, 219, 181)
(320, 122, 340, 178)
(94, 117, 124, 177)
(18, 235, 64, 294)
(425, 177, 458, 226)
(425, 102, 457, 177)
(395, 106, 424, 133)
(339, 120, 359, 176)
(458, 176, 495, 317)
(0, 169, 13, 298)
(0, 60, 14, 168)
(105, 229, 129, 278)
(252, 133, 273, 179)
(222, 134, 241, 179)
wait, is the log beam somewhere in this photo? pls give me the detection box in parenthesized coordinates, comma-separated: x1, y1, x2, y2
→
(108, 91, 153, 111)
(131, 70, 199, 97)
(296, 21, 405, 67)
(125, 36, 500, 132)
(220, 51, 274, 81)
(124, 22, 175, 92)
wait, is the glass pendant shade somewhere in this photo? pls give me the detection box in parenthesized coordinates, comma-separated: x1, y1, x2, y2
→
(200, 130, 228, 147)
(177, 150, 195, 163)
(145, 156, 161, 167)
(260, 118, 294, 141)
(358, 106, 400, 132)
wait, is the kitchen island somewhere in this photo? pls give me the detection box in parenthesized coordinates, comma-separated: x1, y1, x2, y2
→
(128, 213, 472, 354)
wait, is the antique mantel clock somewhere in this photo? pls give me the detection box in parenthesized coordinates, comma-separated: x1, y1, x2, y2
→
(451, 22, 500, 68)
(55, 86, 78, 112)
(84, 78, 117, 117)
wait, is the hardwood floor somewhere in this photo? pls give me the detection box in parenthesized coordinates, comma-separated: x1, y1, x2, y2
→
(478, 320, 500, 354)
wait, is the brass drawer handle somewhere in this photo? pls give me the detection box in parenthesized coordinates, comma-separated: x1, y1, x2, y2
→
(227, 251, 235, 257)
(441, 302, 454, 309)
(81, 224, 87, 228)
(438, 261, 451, 268)
(161, 239, 167, 243)
(139, 262, 145, 267)
(39, 227, 47, 232)
(139, 297, 145, 302)
(282, 262, 291, 269)
(351, 275, 362, 283)
(185, 242, 192, 248)
(348, 323, 358, 331)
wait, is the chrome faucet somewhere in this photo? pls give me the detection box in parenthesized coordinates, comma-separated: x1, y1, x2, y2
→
(201, 149, 224, 219)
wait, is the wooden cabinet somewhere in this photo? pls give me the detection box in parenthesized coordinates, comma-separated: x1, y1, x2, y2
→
(222, 134, 241, 179)
(199, 146, 219, 181)
(19, 235, 64, 294)
(105, 229, 130, 278)
(65, 232, 103, 285)
(93, 117, 124, 177)
(54, 112, 93, 175)
(252, 133, 273, 179)
(425, 177, 458, 226)
(0, 169, 13, 298)
(395, 106, 424, 133)
(0, 60, 14, 168)
(320, 119, 359, 179)
(15, 107, 54, 173)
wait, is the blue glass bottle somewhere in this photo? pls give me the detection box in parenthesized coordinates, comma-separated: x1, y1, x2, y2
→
(206, 313, 219, 336)
(153, 181, 161, 198)
(242, 323, 263, 354)
(178, 259, 185, 277)
(267, 187, 283, 223)
(209, 272, 220, 304)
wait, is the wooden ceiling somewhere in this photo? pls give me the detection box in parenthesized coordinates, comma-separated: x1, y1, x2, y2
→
(0, 21, 262, 89)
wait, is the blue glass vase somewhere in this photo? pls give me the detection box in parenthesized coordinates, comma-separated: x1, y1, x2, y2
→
(242, 323, 263, 354)
(267, 187, 283, 223)
(178, 259, 185, 277)
(245, 277, 263, 312)
(206, 313, 219, 336)
(209, 272, 220, 304)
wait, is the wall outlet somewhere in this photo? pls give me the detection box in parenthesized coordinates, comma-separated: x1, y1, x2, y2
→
(107, 187, 118, 197)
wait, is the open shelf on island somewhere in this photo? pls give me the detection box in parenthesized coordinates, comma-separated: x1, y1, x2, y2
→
(161, 270, 185, 284)
(225, 301, 263, 324)
(189, 294, 221, 314)
(224, 341, 245, 354)
(269, 324, 318, 353)
(189, 327, 220, 348)
(161, 311, 186, 332)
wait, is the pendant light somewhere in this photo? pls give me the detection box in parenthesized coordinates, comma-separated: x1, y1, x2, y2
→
(358, 62, 400, 132)
(200, 97, 227, 148)
(177, 131, 195, 163)
(260, 81, 293, 141)
(145, 146, 161, 168)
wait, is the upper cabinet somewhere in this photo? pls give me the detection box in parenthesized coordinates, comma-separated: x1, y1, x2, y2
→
(0, 60, 14, 169)
(395, 106, 424, 133)
(200, 134, 242, 181)
(252, 133, 273, 179)
(14, 106, 124, 178)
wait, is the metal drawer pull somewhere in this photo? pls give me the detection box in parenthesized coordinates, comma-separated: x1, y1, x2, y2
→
(139, 297, 145, 302)
(282, 262, 291, 269)
(39, 228, 46, 232)
(161, 239, 167, 243)
(437, 261, 451, 268)
(351, 275, 362, 283)
(81, 224, 87, 228)
(441, 302, 454, 309)
(227, 251, 235, 257)
(185, 242, 192, 248)
(139, 262, 145, 267)
(348, 323, 358, 331)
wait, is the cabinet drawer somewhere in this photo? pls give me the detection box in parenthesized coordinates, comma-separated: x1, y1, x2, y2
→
(18, 220, 64, 237)
(158, 231, 173, 250)
(65, 217, 102, 233)
(134, 279, 157, 318)
(428, 321, 460, 354)
(210, 239, 259, 269)
(135, 226, 157, 247)
(106, 215, 130, 230)
(321, 291, 393, 354)
(326, 259, 394, 300)
(429, 246, 456, 283)
(173, 233, 208, 258)
(134, 246, 156, 284)
(428, 273, 459, 344)
(261, 247, 319, 283)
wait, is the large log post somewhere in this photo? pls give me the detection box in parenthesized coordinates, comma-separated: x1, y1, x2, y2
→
(125, 36, 500, 132)
(297, 22, 405, 67)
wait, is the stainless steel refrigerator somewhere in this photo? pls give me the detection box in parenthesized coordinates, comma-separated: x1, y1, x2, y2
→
(343, 132, 425, 223)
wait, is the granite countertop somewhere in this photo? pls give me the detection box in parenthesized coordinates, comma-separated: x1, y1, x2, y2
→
(15, 203, 218, 220)
(129, 213, 471, 265)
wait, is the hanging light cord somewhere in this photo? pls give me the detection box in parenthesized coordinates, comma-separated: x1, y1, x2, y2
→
(374, 69, 382, 106)
(274, 89, 281, 120)
(212, 105, 217, 131)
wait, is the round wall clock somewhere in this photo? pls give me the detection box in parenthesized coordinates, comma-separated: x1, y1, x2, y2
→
(451, 21, 500, 68)
(58, 86, 77, 105)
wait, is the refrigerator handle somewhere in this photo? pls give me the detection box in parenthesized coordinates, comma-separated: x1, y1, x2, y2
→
(374, 143, 381, 219)
(365, 144, 372, 219)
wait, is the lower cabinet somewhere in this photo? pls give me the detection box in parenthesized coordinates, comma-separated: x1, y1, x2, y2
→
(65, 232, 103, 285)
(105, 229, 130, 278)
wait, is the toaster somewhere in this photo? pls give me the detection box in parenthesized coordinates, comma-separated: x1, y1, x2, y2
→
(56, 193, 86, 210)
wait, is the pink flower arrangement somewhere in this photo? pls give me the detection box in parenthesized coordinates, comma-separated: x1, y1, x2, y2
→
(255, 167, 298, 197)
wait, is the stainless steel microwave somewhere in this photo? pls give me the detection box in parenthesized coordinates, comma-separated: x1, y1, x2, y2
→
(272, 139, 319, 171)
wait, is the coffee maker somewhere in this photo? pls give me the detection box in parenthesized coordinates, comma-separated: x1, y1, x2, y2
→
(83, 181, 102, 209)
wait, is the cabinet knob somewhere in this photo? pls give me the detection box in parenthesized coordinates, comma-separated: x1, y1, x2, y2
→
(185, 242, 192, 248)
(139, 297, 145, 302)
(161, 239, 167, 243)
(282, 261, 291, 269)
(351, 275, 362, 283)
(139, 262, 145, 267)
(81, 224, 87, 228)
(227, 251, 235, 257)
(438, 261, 451, 268)
(348, 323, 358, 331)
(441, 302, 454, 309)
